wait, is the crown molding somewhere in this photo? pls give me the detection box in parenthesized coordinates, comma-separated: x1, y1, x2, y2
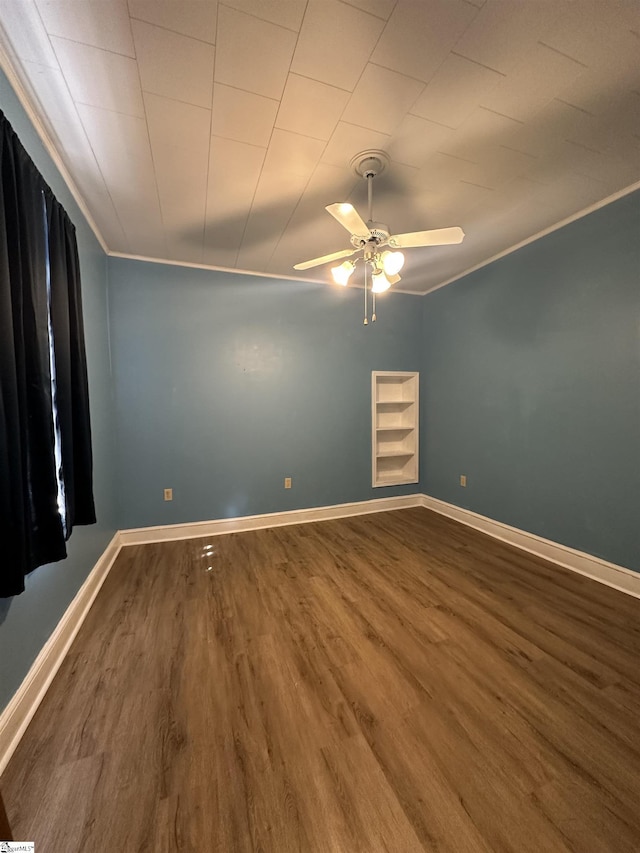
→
(419, 180, 640, 296)
(0, 44, 109, 254)
(107, 251, 330, 284)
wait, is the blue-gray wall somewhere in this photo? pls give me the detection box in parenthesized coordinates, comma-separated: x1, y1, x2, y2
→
(421, 191, 640, 572)
(108, 259, 422, 529)
(0, 70, 118, 712)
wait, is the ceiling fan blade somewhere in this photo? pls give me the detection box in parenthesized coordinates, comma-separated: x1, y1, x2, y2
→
(388, 226, 465, 249)
(293, 248, 356, 271)
(325, 203, 369, 237)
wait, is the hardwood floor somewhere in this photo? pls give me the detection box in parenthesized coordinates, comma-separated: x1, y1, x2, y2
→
(0, 788, 11, 840)
(2, 507, 639, 851)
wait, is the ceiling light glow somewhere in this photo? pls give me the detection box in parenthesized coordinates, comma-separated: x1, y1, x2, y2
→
(371, 268, 392, 293)
(331, 260, 356, 286)
(381, 250, 404, 276)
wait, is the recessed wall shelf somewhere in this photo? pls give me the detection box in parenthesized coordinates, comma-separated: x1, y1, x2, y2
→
(372, 371, 419, 487)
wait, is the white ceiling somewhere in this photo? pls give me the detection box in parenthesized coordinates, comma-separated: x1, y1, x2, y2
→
(0, 0, 638, 293)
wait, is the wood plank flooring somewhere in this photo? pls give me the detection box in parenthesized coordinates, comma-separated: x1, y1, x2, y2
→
(2, 507, 639, 852)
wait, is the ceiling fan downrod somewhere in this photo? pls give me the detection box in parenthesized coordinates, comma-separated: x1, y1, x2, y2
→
(351, 150, 387, 224)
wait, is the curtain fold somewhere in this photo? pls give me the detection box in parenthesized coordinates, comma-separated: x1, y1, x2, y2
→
(45, 193, 96, 531)
(0, 110, 94, 597)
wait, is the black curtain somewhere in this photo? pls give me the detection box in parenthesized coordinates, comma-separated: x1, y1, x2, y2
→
(0, 110, 95, 597)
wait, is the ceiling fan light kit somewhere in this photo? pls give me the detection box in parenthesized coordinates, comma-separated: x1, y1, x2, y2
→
(331, 260, 356, 286)
(294, 150, 465, 325)
(371, 269, 392, 293)
(381, 250, 405, 276)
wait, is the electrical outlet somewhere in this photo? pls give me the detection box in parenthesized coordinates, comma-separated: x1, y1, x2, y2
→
(284, 477, 292, 489)
(164, 488, 173, 501)
(460, 475, 466, 487)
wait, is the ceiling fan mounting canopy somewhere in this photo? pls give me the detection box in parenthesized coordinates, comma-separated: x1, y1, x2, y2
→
(350, 149, 389, 179)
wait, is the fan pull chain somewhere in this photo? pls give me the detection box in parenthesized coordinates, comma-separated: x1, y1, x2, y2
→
(363, 260, 368, 325)
(367, 174, 375, 322)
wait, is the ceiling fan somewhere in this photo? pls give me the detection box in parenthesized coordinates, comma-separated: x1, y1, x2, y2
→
(294, 150, 465, 323)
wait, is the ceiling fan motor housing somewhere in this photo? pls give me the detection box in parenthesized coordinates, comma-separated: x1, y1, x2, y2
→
(367, 223, 390, 242)
(350, 221, 389, 248)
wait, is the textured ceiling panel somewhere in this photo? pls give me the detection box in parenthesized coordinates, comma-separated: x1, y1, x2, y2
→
(453, 0, 570, 74)
(35, 0, 135, 57)
(222, 0, 306, 31)
(0, 0, 59, 66)
(132, 20, 215, 109)
(479, 43, 586, 122)
(144, 92, 211, 155)
(211, 83, 278, 148)
(215, 5, 296, 99)
(291, 0, 385, 90)
(50, 36, 144, 116)
(206, 134, 266, 255)
(371, 0, 477, 82)
(263, 128, 326, 180)
(0, 0, 637, 295)
(18, 59, 72, 124)
(411, 53, 504, 129)
(345, 64, 425, 135)
(541, 0, 640, 68)
(345, 0, 397, 21)
(77, 104, 157, 194)
(238, 166, 309, 269)
(387, 114, 455, 169)
(321, 121, 391, 168)
(76, 103, 165, 257)
(275, 74, 350, 141)
(128, 0, 217, 44)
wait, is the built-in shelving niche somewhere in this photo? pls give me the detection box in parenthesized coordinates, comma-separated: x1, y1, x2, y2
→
(372, 371, 419, 487)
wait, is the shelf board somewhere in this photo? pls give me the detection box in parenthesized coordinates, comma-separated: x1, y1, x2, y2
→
(375, 474, 419, 485)
(375, 450, 414, 458)
(376, 426, 413, 433)
(376, 400, 413, 407)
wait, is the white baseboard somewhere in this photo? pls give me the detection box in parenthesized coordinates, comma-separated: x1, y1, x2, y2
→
(0, 533, 122, 775)
(119, 494, 423, 545)
(420, 494, 640, 599)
